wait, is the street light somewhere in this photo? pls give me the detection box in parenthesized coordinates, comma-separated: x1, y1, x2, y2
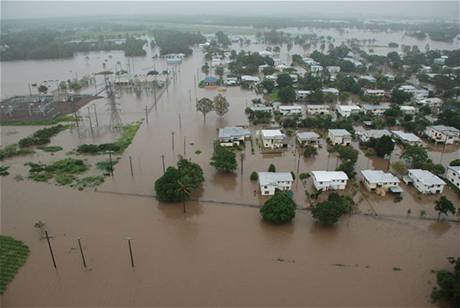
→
(106, 150, 114, 176)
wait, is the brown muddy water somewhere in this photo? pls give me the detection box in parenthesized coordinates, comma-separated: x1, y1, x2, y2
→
(1, 43, 459, 306)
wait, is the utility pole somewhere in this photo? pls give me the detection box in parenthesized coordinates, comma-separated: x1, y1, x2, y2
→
(189, 89, 192, 104)
(107, 151, 114, 176)
(145, 106, 149, 124)
(240, 153, 245, 176)
(77, 237, 87, 269)
(129, 156, 134, 176)
(183, 136, 186, 157)
(161, 154, 165, 174)
(45, 231, 57, 268)
(178, 113, 182, 129)
(127, 238, 134, 268)
(93, 104, 99, 127)
(171, 132, 175, 152)
(87, 107, 94, 136)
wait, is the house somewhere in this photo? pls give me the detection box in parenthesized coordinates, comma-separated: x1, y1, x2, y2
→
(391, 130, 422, 146)
(224, 77, 238, 86)
(259, 50, 273, 57)
(357, 129, 391, 143)
(407, 169, 446, 194)
(425, 125, 460, 144)
(336, 105, 361, 117)
(296, 131, 320, 147)
(248, 104, 273, 113)
(384, 74, 395, 81)
(446, 166, 460, 190)
(398, 85, 429, 99)
(359, 75, 377, 83)
(326, 66, 341, 74)
(202, 76, 218, 86)
(296, 90, 312, 101)
(258, 172, 293, 196)
(310, 65, 323, 74)
(278, 105, 303, 116)
(311, 171, 349, 191)
(362, 104, 390, 116)
(211, 56, 224, 67)
(260, 129, 288, 149)
(328, 129, 352, 145)
(306, 104, 330, 115)
(290, 74, 299, 83)
(218, 127, 251, 147)
(165, 53, 183, 64)
(303, 57, 319, 66)
(364, 89, 385, 97)
(322, 88, 339, 95)
(434, 57, 446, 65)
(361, 170, 401, 195)
(416, 97, 443, 109)
(400, 105, 417, 115)
(241, 75, 260, 84)
(343, 57, 363, 67)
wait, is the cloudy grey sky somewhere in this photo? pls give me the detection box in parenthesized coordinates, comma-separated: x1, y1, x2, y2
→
(2, 1, 459, 20)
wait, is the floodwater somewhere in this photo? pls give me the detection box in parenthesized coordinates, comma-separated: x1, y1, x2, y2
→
(1, 36, 459, 306)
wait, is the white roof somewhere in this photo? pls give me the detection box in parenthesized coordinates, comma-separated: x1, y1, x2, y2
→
(258, 172, 293, 186)
(322, 88, 339, 94)
(429, 125, 460, 137)
(241, 75, 260, 82)
(361, 170, 400, 184)
(296, 90, 312, 94)
(297, 131, 320, 141)
(312, 171, 349, 182)
(400, 105, 416, 111)
(279, 105, 302, 110)
(261, 129, 285, 139)
(329, 129, 351, 137)
(391, 130, 422, 143)
(365, 89, 385, 93)
(448, 166, 460, 174)
(359, 129, 391, 140)
(337, 105, 361, 112)
(363, 104, 390, 111)
(409, 169, 445, 186)
(218, 127, 250, 139)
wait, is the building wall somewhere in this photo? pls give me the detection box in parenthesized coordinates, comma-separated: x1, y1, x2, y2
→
(313, 178, 347, 191)
(447, 169, 460, 189)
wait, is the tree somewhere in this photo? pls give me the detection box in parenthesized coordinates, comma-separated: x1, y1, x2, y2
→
(276, 73, 293, 88)
(38, 85, 48, 94)
(215, 66, 224, 79)
(210, 143, 237, 172)
(213, 94, 229, 117)
(268, 163, 276, 172)
(261, 79, 275, 93)
(431, 257, 460, 307)
(154, 167, 183, 202)
(374, 135, 395, 157)
(391, 88, 412, 104)
(196, 97, 214, 122)
(303, 145, 317, 157)
(434, 196, 456, 220)
(201, 63, 210, 75)
(401, 145, 430, 168)
(392, 161, 408, 175)
(311, 193, 353, 225)
(250, 171, 258, 181)
(260, 190, 296, 224)
(278, 86, 296, 103)
(449, 159, 460, 166)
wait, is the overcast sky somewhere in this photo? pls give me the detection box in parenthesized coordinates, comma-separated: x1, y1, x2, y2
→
(2, 1, 459, 20)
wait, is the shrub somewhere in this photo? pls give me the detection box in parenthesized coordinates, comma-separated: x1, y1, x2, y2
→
(260, 190, 296, 224)
(268, 163, 276, 172)
(303, 145, 317, 157)
(210, 143, 237, 172)
(250, 171, 258, 181)
(311, 193, 354, 226)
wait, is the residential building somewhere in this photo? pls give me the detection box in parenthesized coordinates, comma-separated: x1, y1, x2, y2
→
(258, 172, 294, 196)
(416, 97, 443, 108)
(322, 88, 339, 95)
(296, 90, 312, 101)
(224, 77, 238, 86)
(391, 130, 423, 146)
(241, 75, 260, 84)
(306, 104, 330, 115)
(202, 76, 218, 86)
(328, 129, 352, 145)
(434, 57, 446, 65)
(310, 65, 323, 74)
(311, 171, 349, 191)
(362, 104, 390, 116)
(400, 105, 417, 115)
(343, 57, 363, 67)
(425, 125, 460, 144)
(326, 66, 341, 74)
(278, 105, 303, 116)
(303, 58, 319, 66)
(359, 75, 377, 83)
(357, 129, 391, 143)
(336, 104, 361, 117)
(364, 89, 385, 96)
(398, 85, 429, 99)
(248, 104, 273, 113)
(447, 166, 460, 190)
(296, 131, 320, 147)
(407, 169, 446, 194)
(260, 129, 287, 149)
(361, 170, 401, 195)
(218, 127, 251, 147)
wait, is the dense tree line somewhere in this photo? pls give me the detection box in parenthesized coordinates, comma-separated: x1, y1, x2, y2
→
(153, 29, 206, 56)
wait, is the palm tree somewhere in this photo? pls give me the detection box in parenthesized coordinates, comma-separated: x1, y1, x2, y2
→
(177, 180, 191, 214)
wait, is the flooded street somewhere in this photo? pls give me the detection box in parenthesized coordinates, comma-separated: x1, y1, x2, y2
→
(1, 37, 459, 306)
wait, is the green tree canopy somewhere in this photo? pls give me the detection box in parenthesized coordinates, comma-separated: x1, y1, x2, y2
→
(434, 196, 456, 220)
(278, 86, 296, 103)
(260, 190, 297, 224)
(311, 193, 354, 226)
(431, 257, 460, 307)
(210, 143, 237, 172)
(213, 94, 229, 117)
(196, 97, 214, 122)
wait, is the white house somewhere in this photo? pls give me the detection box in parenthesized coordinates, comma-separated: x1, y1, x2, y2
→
(425, 125, 460, 144)
(362, 104, 390, 116)
(343, 57, 363, 67)
(416, 97, 443, 109)
(326, 66, 341, 74)
(361, 170, 401, 195)
(400, 105, 417, 115)
(328, 129, 352, 145)
(260, 129, 287, 149)
(310, 65, 324, 74)
(336, 105, 361, 117)
(258, 172, 293, 196)
(296, 90, 312, 101)
(447, 166, 460, 190)
(306, 104, 330, 115)
(278, 105, 303, 116)
(311, 171, 349, 191)
(357, 129, 391, 143)
(434, 57, 446, 65)
(249, 104, 273, 113)
(322, 88, 339, 95)
(303, 58, 319, 66)
(399, 85, 429, 99)
(241, 75, 260, 84)
(218, 127, 251, 147)
(296, 131, 320, 147)
(391, 130, 423, 146)
(359, 75, 377, 83)
(407, 169, 446, 194)
(224, 77, 238, 86)
(364, 89, 385, 97)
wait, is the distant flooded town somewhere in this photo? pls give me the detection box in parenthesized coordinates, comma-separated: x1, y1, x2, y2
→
(1, 2, 459, 307)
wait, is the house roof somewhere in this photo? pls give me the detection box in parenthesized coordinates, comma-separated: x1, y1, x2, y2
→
(258, 172, 293, 186)
(218, 127, 250, 139)
(297, 131, 320, 141)
(203, 76, 218, 83)
(336, 105, 361, 112)
(311, 171, 349, 182)
(361, 170, 400, 184)
(408, 169, 446, 186)
(261, 129, 285, 139)
(360, 129, 391, 139)
(391, 130, 422, 143)
(363, 104, 390, 111)
(429, 125, 460, 137)
(448, 166, 460, 174)
(329, 129, 351, 137)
